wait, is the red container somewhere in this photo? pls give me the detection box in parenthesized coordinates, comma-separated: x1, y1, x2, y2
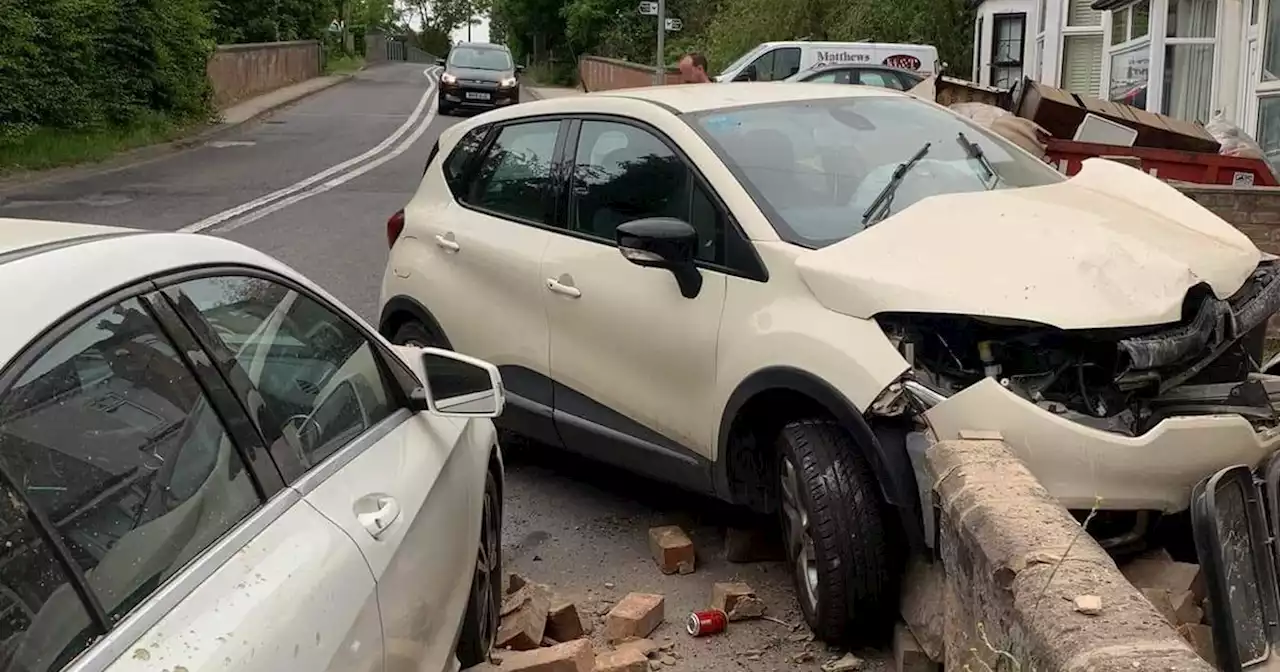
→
(1044, 138, 1280, 187)
(686, 609, 728, 637)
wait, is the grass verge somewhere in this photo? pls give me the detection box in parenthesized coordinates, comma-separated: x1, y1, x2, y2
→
(325, 53, 366, 75)
(522, 60, 578, 88)
(0, 113, 208, 175)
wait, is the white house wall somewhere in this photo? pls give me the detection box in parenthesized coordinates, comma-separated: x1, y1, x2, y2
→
(975, 0, 1037, 86)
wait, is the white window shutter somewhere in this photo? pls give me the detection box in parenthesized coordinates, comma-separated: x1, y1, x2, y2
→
(1067, 0, 1103, 26)
(1061, 33, 1105, 96)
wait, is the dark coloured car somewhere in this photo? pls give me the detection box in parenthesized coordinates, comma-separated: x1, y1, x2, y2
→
(436, 43, 523, 116)
(783, 64, 926, 91)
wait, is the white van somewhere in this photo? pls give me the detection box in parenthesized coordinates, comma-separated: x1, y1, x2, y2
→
(714, 41, 941, 83)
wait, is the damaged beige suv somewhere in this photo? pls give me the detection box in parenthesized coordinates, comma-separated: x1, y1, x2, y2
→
(378, 82, 1280, 643)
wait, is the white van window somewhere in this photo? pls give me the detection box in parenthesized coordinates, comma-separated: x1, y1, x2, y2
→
(745, 47, 801, 81)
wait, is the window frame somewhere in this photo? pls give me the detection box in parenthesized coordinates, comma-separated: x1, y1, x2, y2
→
(556, 114, 769, 283)
(452, 115, 570, 228)
(747, 46, 802, 81)
(0, 276, 282, 666)
(989, 12, 1029, 88)
(153, 264, 426, 486)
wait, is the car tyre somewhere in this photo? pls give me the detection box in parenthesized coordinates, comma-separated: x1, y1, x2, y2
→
(391, 320, 445, 349)
(775, 419, 899, 643)
(438, 95, 454, 116)
(456, 469, 502, 667)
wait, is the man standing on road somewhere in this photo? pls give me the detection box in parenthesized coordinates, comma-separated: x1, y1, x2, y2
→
(678, 52, 712, 84)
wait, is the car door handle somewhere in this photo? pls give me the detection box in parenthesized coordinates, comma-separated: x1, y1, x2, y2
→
(356, 496, 401, 539)
(546, 277, 581, 298)
(435, 234, 460, 252)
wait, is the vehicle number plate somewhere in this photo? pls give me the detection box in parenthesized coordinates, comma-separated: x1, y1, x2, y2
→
(466, 92, 491, 101)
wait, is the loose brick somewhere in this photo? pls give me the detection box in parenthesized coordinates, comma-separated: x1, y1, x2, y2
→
(487, 638, 595, 672)
(604, 593, 665, 643)
(1074, 594, 1103, 615)
(724, 526, 784, 563)
(893, 622, 940, 672)
(648, 526, 695, 575)
(710, 582, 766, 621)
(497, 585, 551, 650)
(596, 647, 650, 672)
(507, 572, 529, 595)
(1172, 590, 1204, 625)
(546, 598, 588, 641)
(1121, 551, 1205, 599)
(1139, 588, 1178, 626)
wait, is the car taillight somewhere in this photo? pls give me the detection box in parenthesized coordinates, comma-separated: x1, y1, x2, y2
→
(387, 209, 406, 248)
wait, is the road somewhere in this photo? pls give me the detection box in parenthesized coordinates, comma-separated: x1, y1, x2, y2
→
(0, 62, 890, 671)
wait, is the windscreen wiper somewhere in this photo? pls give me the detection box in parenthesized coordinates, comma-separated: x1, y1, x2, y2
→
(956, 131, 998, 188)
(861, 142, 931, 227)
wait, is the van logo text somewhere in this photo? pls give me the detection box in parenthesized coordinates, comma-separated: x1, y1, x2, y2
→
(883, 54, 922, 70)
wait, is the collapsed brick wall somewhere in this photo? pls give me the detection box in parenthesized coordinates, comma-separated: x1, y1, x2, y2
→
(921, 439, 1213, 672)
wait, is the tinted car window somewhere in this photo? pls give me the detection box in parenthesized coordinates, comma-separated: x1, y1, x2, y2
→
(857, 69, 905, 90)
(806, 69, 853, 84)
(467, 121, 560, 224)
(0, 480, 98, 672)
(748, 47, 802, 81)
(690, 96, 1064, 248)
(570, 121, 723, 264)
(165, 277, 400, 479)
(0, 298, 260, 644)
(445, 126, 489, 198)
(448, 46, 513, 71)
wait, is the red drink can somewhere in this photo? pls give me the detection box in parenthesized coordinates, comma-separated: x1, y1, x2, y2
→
(687, 609, 728, 637)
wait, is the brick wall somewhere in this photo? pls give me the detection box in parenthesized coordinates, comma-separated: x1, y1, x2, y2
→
(207, 41, 324, 108)
(578, 55, 680, 92)
(1178, 184, 1280, 256)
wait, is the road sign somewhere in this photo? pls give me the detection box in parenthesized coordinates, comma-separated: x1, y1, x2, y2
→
(638, 1, 658, 15)
(665, 17, 682, 31)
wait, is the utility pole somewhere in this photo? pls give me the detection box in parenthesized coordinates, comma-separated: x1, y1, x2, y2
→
(654, 0, 665, 85)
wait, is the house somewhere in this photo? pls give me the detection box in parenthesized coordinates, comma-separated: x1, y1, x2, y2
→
(968, 0, 1280, 161)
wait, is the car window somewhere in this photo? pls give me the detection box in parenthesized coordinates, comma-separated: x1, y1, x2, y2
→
(748, 47, 801, 81)
(444, 126, 489, 198)
(0, 297, 261, 655)
(164, 277, 400, 479)
(466, 121, 560, 224)
(807, 69, 852, 84)
(448, 46, 512, 71)
(0, 479, 99, 672)
(689, 96, 1065, 248)
(857, 69, 905, 90)
(569, 120, 723, 264)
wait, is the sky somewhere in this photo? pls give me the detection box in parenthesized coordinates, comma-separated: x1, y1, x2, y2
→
(394, 0, 490, 43)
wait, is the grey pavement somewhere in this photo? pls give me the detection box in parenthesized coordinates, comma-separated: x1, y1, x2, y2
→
(1, 63, 890, 670)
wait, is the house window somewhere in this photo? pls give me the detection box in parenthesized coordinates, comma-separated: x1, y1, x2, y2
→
(1061, 0, 1106, 96)
(1109, 45, 1152, 106)
(1163, 0, 1216, 123)
(990, 13, 1027, 87)
(1110, 0, 1151, 45)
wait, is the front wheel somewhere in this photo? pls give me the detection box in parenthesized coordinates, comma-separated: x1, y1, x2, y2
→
(456, 469, 502, 667)
(437, 95, 454, 116)
(775, 419, 900, 643)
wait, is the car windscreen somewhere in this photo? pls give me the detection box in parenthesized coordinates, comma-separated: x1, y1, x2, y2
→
(449, 46, 513, 71)
(686, 95, 1065, 248)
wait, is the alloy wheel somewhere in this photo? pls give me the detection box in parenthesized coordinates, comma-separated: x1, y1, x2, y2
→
(474, 487, 501, 651)
(780, 455, 820, 614)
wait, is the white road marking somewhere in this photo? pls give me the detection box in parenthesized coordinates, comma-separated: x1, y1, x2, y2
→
(180, 66, 441, 233)
(212, 89, 440, 234)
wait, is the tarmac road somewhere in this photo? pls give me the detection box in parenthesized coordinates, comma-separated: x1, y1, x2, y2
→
(0, 61, 891, 671)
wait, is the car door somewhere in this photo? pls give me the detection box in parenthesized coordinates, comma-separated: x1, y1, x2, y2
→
(163, 273, 477, 672)
(400, 119, 564, 433)
(0, 289, 383, 672)
(541, 117, 738, 492)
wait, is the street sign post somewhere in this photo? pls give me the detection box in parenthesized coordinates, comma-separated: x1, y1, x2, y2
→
(638, 1, 657, 15)
(654, 0, 665, 85)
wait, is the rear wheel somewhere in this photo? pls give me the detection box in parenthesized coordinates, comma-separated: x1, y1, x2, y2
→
(775, 419, 899, 643)
(456, 469, 502, 667)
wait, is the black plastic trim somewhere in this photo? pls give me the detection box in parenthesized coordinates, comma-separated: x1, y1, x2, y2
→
(715, 366, 925, 552)
(378, 294, 454, 349)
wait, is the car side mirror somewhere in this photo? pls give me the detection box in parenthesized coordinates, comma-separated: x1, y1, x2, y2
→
(735, 64, 758, 82)
(409, 348, 505, 418)
(616, 218, 703, 299)
(435, 58, 447, 66)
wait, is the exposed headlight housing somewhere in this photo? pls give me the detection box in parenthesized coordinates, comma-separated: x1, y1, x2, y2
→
(500, 77, 517, 88)
(441, 72, 457, 84)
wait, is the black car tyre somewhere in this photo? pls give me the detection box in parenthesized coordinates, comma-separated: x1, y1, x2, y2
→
(438, 94, 454, 116)
(775, 419, 899, 643)
(456, 469, 502, 667)
(390, 320, 445, 349)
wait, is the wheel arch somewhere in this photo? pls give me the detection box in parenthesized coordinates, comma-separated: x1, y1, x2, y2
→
(714, 366, 925, 553)
(378, 295, 453, 348)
